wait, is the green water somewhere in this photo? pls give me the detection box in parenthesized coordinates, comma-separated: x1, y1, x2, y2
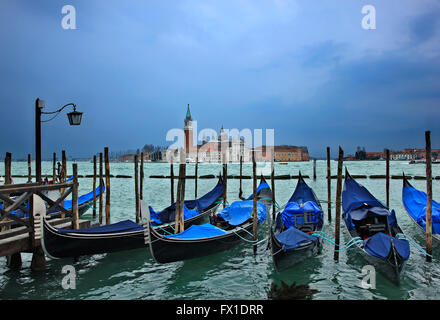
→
(1, 160, 439, 300)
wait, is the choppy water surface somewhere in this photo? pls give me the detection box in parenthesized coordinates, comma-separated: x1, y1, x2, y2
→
(1, 160, 439, 300)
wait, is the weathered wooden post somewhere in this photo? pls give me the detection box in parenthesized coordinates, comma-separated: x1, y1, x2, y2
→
(327, 147, 331, 222)
(72, 163, 79, 230)
(195, 152, 198, 198)
(52, 152, 56, 182)
(140, 152, 144, 200)
(425, 131, 433, 262)
(222, 154, 227, 208)
(313, 158, 317, 180)
(386, 149, 390, 208)
(93, 155, 97, 218)
(333, 146, 344, 261)
(27, 154, 32, 183)
(134, 154, 140, 223)
(104, 147, 111, 225)
(252, 150, 258, 255)
(170, 159, 175, 205)
(5, 152, 11, 185)
(179, 162, 187, 233)
(174, 163, 183, 234)
(271, 152, 276, 222)
(239, 154, 243, 199)
(99, 152, 103, 225)
(62, 150, 67, 180)
(61, 150, 67, 218)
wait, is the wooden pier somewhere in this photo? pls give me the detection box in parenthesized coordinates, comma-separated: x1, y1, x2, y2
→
(0, 177, 90, 270)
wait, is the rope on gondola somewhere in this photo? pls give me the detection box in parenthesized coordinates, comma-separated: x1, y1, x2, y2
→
(395, 233, 434, 259)
(310, 231, 364, 251)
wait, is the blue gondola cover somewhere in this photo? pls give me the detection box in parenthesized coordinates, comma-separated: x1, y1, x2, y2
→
(278, 201, 322, 230)
(247, 181, 271, 200)
(152, 181, 223, 224)
(217, 200, 267, 225)
(363, 232, 410, 260)
(403, 185, 440, 234)
(164, 223, 227, 239)
(275, 226, 318, 251)
(62, 185, 105, 210)
(149, 204, 199, 226)
(56, 219, 144, 234)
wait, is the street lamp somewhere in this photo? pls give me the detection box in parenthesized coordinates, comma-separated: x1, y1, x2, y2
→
(35, 98, 83, 182)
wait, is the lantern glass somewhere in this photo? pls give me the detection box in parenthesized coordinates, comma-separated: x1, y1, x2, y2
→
(67, 111, 83, 126)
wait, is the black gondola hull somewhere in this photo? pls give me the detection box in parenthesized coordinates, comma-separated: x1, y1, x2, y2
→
(42, 204, 219, 259)
(148, 222, 254, 264)
(270, 229, 321, 272)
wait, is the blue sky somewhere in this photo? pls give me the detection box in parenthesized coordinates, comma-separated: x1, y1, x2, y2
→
(0, 0, 439, 159)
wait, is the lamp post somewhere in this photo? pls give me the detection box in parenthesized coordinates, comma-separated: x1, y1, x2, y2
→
(35, 98, 83, 182)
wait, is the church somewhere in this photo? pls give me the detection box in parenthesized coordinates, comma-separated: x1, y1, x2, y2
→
(183, 104, 253, 163)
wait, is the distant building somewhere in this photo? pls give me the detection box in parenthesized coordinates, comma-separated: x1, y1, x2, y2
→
(165, 105, 310, 163)
(119, 153, 150, 163)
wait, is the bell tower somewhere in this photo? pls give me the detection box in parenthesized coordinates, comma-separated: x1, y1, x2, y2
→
(184, 104, 194, 154)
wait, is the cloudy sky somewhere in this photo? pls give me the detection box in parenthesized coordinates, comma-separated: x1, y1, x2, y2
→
(0, 0, 439, 158)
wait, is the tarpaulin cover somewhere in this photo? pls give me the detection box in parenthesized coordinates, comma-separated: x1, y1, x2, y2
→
(217, 200, 267, 225)
(363, 232, 410, 261)
(288, 179, 318, 204)
(342, 177, 386, 214)
(149, 204, 199, 226)
(164, 223, 227, 239)
(247, 180, 271, 200)
(275, 226, 318, 251)
(56, 219, 144, 234)
(403, 185, 440, 234)
(62, 185, 105, 210)
(278, 201, 323, 230)
(152, 180, 223, 224)
(342, 176, 393, 230)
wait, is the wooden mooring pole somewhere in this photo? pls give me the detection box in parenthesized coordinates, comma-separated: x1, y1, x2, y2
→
(170, 160, 175, 205)
(134, 154, 140, 223)
(425, 131, 433, 262)
(271, 153, 275, 222)
(195, 152, 198, 198)
(27, 154, 32, 183)
(179, 162, 186, 233)
(93, 155, 97, 218)
(239, 155, 244, 200)
(52, 153, 56, 183)
(140, 152, 144, 200)
(5, 152, 11, 185)
(252, 150, 257, 255)
(222, 154, 227, 208)
(386, 149, 390, 208)
(61, 150, 66, 218)
(104, 147, 111, 225)
(72, 163, 79, 230)
(333, 146, 344, 261)
(313, 159, 317, 180)
(99, 152, 103, 225)
(327, 147, 331, 222)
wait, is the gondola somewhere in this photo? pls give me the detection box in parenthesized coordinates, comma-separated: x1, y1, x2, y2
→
(146, 179, 272, 263)
(342, 170, 410, 285)
(41, 178, 224, 259)
(402, 173, 440, 250)
(269, 173, 323, 272)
